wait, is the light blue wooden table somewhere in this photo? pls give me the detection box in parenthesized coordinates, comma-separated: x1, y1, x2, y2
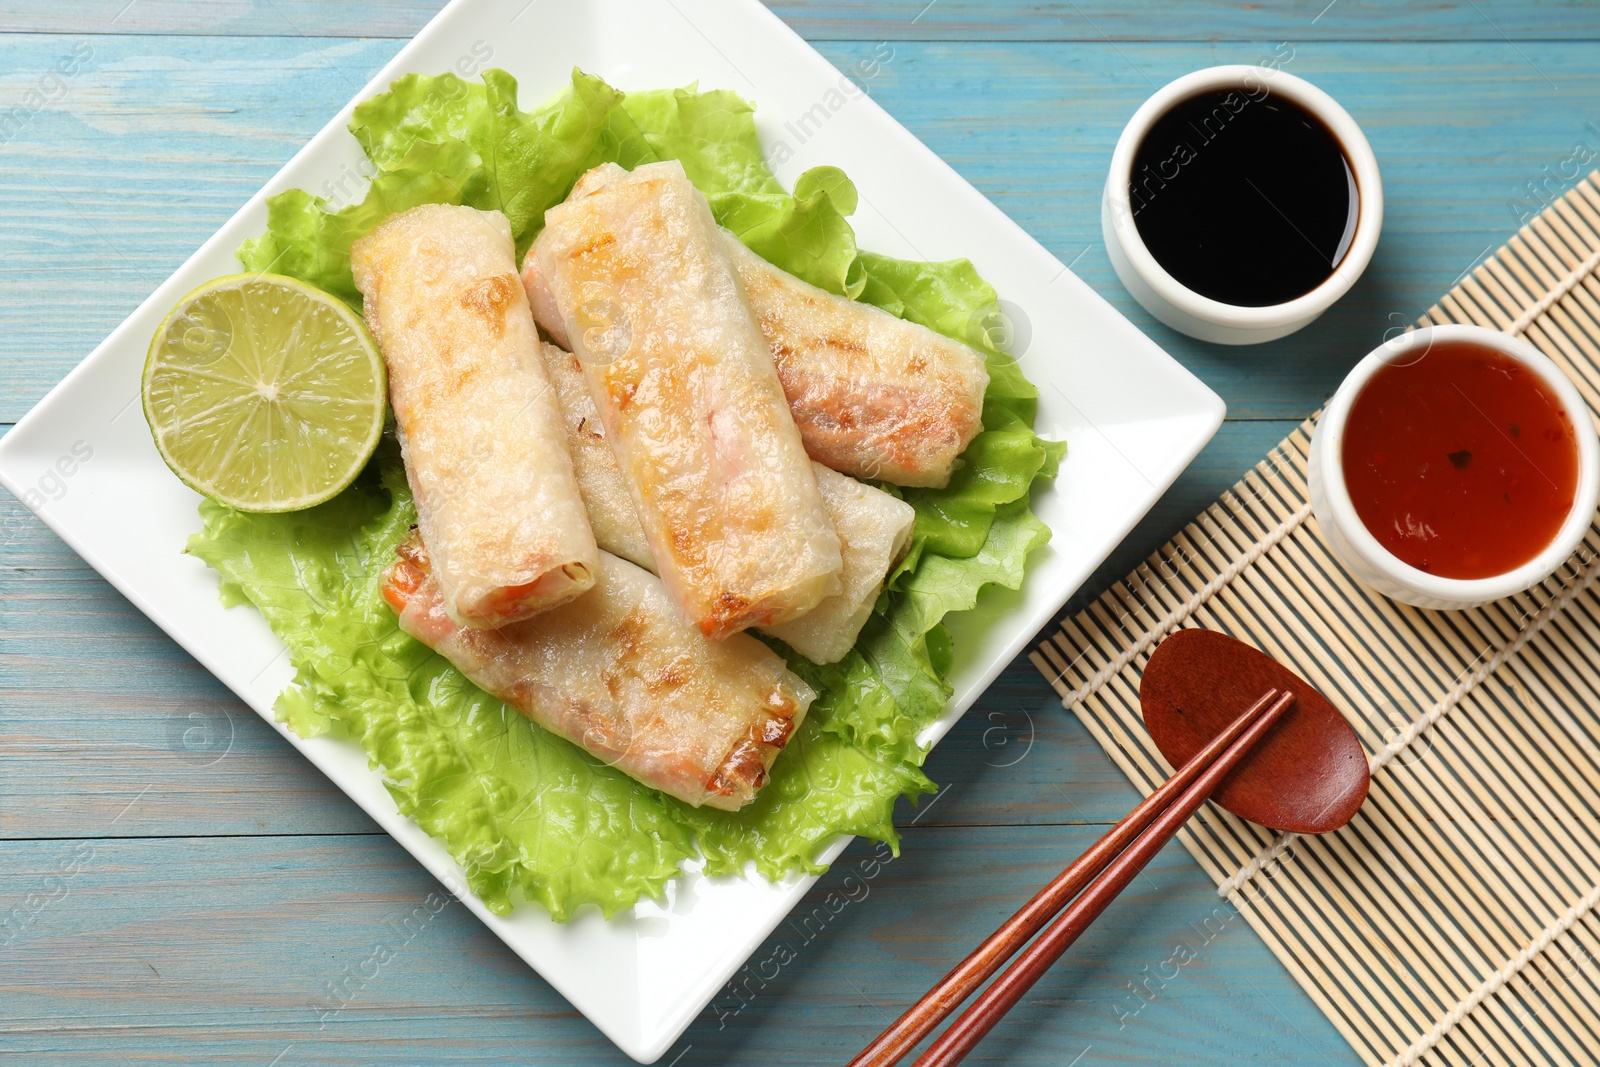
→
(4, 2, 1598, 1063)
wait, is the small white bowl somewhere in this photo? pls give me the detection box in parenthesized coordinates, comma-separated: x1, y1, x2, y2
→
(1308, 324, 1600, 611)
(1102, 65, 1384, 346)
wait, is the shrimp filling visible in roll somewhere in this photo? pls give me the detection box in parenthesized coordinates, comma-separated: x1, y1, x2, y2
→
(534, 160, 842, 641)
(538, 341, 914, 665)
(384, 537, 812, 811)
(352, 204, 599, 629)
(523, 225, 990, 489)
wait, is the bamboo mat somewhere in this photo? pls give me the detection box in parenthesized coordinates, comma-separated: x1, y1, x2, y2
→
(1032, 172, 1600, 1067)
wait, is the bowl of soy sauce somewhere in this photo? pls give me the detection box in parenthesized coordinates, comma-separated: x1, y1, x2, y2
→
(1102, 65, 1383, 345)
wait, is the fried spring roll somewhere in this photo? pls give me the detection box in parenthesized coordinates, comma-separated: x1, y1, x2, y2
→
(352, 204, 598, 629)
(523, 227, 991, 488)
(533, 161, 842, 641)
(384, 537, 812, 811)
(539, 342, 654, 571)
(538, 342, 914, 664)
(761, 468, 915, 664)
(724, 235, 989, 487)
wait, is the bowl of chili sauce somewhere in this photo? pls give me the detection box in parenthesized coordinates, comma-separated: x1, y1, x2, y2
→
(1310, 325, 1599, 610)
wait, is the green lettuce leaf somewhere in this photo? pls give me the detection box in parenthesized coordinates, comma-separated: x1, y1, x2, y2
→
(188, 458, 699, 921)
(616, 85, 863, 295)
(239, 69, 637, 306)
(210, 69, 1063, 919)
(236, 144, 481, 309)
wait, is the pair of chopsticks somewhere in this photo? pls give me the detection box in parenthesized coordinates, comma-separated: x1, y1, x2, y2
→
(847, 688, 1297, 1067)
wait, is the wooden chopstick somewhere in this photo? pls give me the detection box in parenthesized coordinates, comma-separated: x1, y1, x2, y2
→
(847, 687, 1296, 1067)
(910, 689, 1299, 1067)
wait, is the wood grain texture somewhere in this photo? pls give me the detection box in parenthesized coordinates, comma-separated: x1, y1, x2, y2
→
(5, 0, 1599, 41)
(3, 1, 1592, 1064)
(772, 1, 1600, 42)
(0, 828, 1352, 1066)
(0, 34, 403, 424)
(1040, 184, 1600, 1067)
(0, 420, 1295, 839)
(6, 36, 1600, 422)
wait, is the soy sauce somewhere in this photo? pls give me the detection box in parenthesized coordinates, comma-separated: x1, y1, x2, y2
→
(1129, 87, 1357, 307)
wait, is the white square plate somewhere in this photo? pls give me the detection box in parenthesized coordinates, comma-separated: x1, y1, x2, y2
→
(0, 0, 1223, 1060)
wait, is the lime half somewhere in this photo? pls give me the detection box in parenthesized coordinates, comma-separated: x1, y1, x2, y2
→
(143, 273, 386, 512)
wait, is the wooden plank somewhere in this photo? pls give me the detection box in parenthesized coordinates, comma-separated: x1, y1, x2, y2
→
(0, 0, 444, 38)
(0, 420, 1292, 839)
(3, 0, 1597, 41)
(847, 38, 1600, 422)
(0, 827, 1357, 1065)
(0, 13, 1586, 1066)
(1036, 199, 1600, 1067)
(4, 36, 1599, 422)
(0, 34, 404, 427)
(768, 0, 1600, 42)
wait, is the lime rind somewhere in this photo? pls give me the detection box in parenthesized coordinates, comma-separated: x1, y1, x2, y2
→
(143, 272, 386, 513)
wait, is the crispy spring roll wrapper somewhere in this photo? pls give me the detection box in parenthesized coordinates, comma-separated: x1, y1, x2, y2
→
(761, 468, 915, 663)
(522, 227, 991, 488)
(352, 204, 598, 629)
(724, 235, 989, 487)
(383, 537, 813, 812)
(539, 342, 655, 570)
(534, 161, 842, 641)
(538, 342, 914, 664)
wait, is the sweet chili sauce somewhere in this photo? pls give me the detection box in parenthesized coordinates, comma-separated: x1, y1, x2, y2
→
(1340, 341, 1579, 579)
